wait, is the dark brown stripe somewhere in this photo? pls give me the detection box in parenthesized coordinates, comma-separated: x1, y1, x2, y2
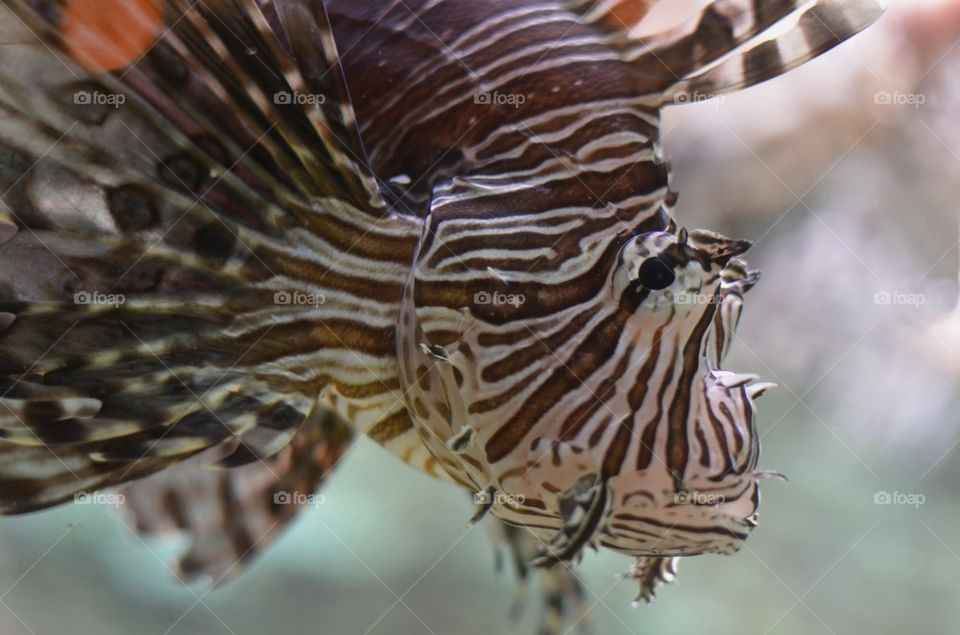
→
(367, 408, 413, 444)
(705, 400, 735, 478)
(485, 310, 630, 463)
(665, 304, 717, 479)
(601, 418, 633, 478)
(617, 513, 749, 540)
(742, 39, 785, 84)
(637, 333, 679, 470)
(481, 311, 593, 384)
(560, 345, 633, 441)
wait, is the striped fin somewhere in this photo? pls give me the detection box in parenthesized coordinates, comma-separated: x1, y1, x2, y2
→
(629, 555, 679, 604)
(625, 0, 809, 80)
(121, 406, 352, 583)
(0, 440, 171, 513)
(578, 0, 884, 98)
(0, 0, 381, 512)
(487, 520, 588, 635)
(3, 0, 386, 217)
(664, 0, 887, 101)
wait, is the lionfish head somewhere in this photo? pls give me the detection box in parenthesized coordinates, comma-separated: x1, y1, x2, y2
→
(596, 227, 773, 559)
(614, 227, 751, 317)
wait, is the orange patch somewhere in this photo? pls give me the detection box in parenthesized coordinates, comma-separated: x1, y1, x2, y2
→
(62, 0, 165, 72)
(604, 0, 652, 30)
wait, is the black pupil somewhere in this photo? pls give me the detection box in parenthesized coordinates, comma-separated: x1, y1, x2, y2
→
(637, 257, 675, 290)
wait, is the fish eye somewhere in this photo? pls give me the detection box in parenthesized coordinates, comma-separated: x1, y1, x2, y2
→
(636, 256, 676, 290)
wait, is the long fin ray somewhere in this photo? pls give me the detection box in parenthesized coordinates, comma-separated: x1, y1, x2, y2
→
(666, 0, 886, 101)
(573, 0, 885, 98)
(0, 0, 385, 512)
(664, 0, 885, 103)
(120, 405, 352, 583)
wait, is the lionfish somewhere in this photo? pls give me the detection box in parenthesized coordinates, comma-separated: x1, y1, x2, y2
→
(0, 0, 882, 630)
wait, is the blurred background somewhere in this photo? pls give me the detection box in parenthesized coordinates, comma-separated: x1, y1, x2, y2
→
(3, 0, 960, 633)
